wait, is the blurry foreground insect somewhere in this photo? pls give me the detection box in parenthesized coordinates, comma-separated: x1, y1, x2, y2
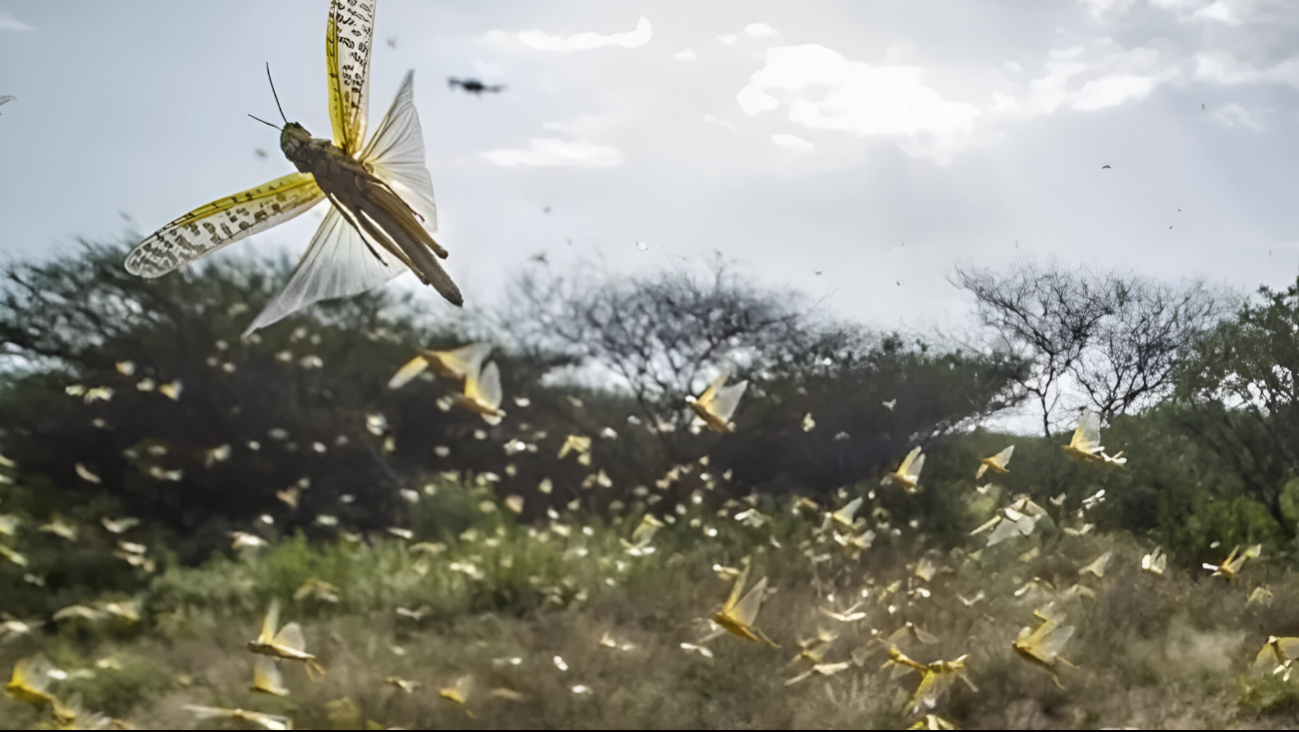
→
(388, 342, 492, 389)
(247, 601, 325, 678)
(1012, 611, 1075, 687)
(127, 0, 461, 335)
(184, 706, 292, 731)
(882, 447, 925, 493)
(976, 445, 1014, 479)
(1204, 543, 1261, 580)
(687, 373, 748, 434)
(711, 557, 779, 647)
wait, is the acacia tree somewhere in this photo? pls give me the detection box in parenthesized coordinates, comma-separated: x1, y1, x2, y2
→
(952, 258, 1230, 436)
(1172, 277, 1299, 531)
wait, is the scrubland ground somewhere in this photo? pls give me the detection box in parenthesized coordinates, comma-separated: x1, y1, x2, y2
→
(3, 478, 1299, 731)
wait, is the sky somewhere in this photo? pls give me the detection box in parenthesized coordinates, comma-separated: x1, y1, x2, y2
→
(2, 0, 1299, 336)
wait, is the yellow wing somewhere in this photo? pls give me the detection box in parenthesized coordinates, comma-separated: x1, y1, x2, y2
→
(252, 657, 288, 696)
(722, 559, 752, 613)
(326, 0, 375, 155)
(697, 374, 727, 408)
(465, 361, 503, 412)
(387, 355, 430, 390)
(259, 601, 280, 644)
(126, 173, 324, 277)
(273, 622, 307, 653)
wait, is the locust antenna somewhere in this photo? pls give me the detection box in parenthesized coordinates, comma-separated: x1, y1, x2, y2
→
(247, 114, 282, 130)
(265, 62, 288, 124)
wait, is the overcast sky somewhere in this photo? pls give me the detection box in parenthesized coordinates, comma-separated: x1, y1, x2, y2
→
(2, 0, 1298, 335)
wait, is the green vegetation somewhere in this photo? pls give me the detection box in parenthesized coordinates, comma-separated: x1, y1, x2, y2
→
(2, 243, 1299, 728)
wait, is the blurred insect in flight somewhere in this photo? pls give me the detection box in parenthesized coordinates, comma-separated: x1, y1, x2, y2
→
(448, 77, 506, 95)
(388, 342, 492, 389)
(1204, 543, 1261, 580)
(711, 557, 779, 647)
(126, 0, 461, 335)
(976, 445, 1014, 479)
(453, 359, 506, 425)
(882, 446, 925, 493)
(247, 601, 324, 678)
(687, 373, 748, 434)
(1012, 610, 1075, 687)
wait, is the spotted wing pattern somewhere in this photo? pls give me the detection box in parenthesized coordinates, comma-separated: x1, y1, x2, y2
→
(126, 174, 324, 278)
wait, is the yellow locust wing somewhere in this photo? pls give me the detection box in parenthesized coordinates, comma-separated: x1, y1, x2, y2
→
(272, 622, 307, 654)
(721, 560, 751, 614)
(126, 173, 324, 278)
(387, 355, 430, 390)
(252, 657, 288, 696)
(326, 0, 374, 155)
(427, 343, 492, 380)
(259, 601, 280, 644)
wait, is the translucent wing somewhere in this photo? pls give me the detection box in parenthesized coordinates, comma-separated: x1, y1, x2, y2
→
(259, 602, 280, 644)
(244, 202, 400, 334)
(361, 71, 438, 232)
(907, 452, 926, 480)
(466, 361, 503, 410)
(697, 374, 727, 407)
(708, 380, 748, 422)
(731, 575, 768, 626)
(433, 343, 492, 380)
(252, 657, 286, 695)
(994, 445, 1014, 467)
(272, 622, 307, 653)
(326, 0, 375, 155)
(723, 561, 751, 612)
(1036, 624, 1075, 660)
(1072, 412, 1102, 451)
(898, 446, 920, 474)
(832, 498, 862, 526)
(126, 173, 324, 278)
(387, 356, 430, 390)
(1252, 644, 1282, 675)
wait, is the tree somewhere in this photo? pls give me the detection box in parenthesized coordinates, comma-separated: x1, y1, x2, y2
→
(952, 258, 1230, 436)
(1172, 276, 1299, 532)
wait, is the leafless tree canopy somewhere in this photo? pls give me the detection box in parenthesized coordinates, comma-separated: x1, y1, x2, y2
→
(952, 258, 1231, 436)
(502, 260, 850, 433)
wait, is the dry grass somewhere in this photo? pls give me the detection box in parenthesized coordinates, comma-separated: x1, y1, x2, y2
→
(3, 486, 1299, 730)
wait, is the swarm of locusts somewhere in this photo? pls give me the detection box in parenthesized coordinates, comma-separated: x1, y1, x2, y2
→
(2, 1, 1290, 730)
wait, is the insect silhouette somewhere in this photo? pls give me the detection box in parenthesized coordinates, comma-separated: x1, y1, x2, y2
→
(449, 77, 506, 95)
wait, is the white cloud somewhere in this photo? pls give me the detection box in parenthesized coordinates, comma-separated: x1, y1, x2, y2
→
(673, 48, 697, 62)
(1210, 101, 1268, 129)
(487, 17, 652, 52)
(702, 114, 739, 131)
(771, 133, 814, 151)
(481, 138, 623, 168)
(745, 23, 778, 38)
(1069, 73, 1160, 110)
(1079, 0, 1139, 20)
(717, 34, 739, 45)
(1194, 51, 1299, 88)
(736, 44, 981, 164)
(0, 10, 32, 31)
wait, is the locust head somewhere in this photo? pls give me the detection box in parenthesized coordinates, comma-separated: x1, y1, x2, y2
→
(279, 122, 313, 158)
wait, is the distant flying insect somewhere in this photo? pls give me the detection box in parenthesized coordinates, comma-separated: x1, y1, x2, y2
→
(388, 342, 491, 389)
(127, 0, 462, 335)
(448, 77, 506, 95)
(1101, 164, 1111, 169)
(1061, 412, 1105, 462)
(453, 360, 506, 425)
(711, 558, 779, 647)
(247, 601, 324, 677)
(882, 446, 925, 493)
(1204, 543, 1261, 580)
(908, 655, 977, 716)
(976, 445, 1014, 479)
(1141, 547, 1167, 576)
(802, 413, 816, 432)
(1078, 551, 1113, 578)
(882, 399, 897, 411)
(687, 373, 749, 434)
(0, 96, 13, 114)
